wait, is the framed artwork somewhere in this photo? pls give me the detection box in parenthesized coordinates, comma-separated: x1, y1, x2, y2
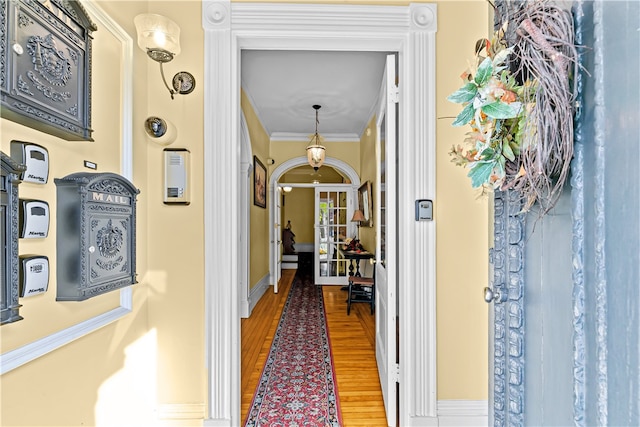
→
(358, 181, 373, 227)
(253, 156, 267, 208)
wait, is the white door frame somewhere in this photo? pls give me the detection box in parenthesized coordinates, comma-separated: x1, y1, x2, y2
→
(202, 2, 437, 426)
(239, 112, 252, 318)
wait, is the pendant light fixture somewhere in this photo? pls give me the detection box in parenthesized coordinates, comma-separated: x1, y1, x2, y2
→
(306, 105, 326, 171)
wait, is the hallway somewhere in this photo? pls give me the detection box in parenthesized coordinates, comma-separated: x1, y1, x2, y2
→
(241, 264, 387, 425)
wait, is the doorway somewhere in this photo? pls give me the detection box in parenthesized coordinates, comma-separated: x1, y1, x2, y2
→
(202, 3, 437, 426)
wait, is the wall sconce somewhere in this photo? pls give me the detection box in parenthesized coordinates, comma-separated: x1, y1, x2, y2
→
(282, 186, 293, 193)
(134, 14, 196, 100)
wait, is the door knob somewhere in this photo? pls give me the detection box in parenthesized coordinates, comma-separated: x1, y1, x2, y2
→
(483, 287, 507, 303)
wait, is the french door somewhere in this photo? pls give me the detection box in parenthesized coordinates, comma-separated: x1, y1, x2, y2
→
(314, 186, 352, 285)
(376, 54, 398, 426)
(271, 187, 283, 293)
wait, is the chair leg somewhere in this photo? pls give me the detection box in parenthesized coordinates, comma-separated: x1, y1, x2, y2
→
(347, 282, 352, 315)
(370, 286, 375, 315)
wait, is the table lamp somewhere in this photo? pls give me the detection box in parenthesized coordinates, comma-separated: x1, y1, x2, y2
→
(351, 209, 365, 239)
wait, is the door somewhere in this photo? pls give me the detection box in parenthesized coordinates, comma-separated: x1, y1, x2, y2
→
(375, 53, 398, 426)
(486, 2, 640, 425)
(271, 187, 282, 293)
(314, 187, 351, 285)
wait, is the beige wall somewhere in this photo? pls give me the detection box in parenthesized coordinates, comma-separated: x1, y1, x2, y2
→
(1, 1, 205, 426)
(435, 1, 490, 399)
(1, 2, 490, 426)
(357, 115, 377, 252)
(282, 188, 315, 245)
(241, 91, 271, 288)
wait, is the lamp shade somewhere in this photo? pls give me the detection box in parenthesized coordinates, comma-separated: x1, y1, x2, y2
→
(134, 14, 181, 59)
(351, 209, 365, 222)
(307, 144, 326, 170)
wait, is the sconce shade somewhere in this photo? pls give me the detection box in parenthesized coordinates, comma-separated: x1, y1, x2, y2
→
(351, 209, 366, 222)
(134, 14, 181, 62)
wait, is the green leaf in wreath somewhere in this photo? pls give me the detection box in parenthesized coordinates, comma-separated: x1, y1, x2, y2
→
(478, 146, 496, 160)
(481, 101, 519, 119)
(509, 139, 521, 156)
(447, 83, 478, 104)
(474, 57, 493, 86)
(452, 103, 475, 127)
(467, 160, 495, 188)
(502, 139, 516, 161)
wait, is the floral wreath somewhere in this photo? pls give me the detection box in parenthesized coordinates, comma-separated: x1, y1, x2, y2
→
(448, 2, 578, 215)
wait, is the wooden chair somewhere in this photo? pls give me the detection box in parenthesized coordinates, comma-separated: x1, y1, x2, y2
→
(347, 274, 375, 315)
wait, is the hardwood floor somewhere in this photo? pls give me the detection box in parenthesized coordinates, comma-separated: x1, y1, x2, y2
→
(241, 269, 387, 426)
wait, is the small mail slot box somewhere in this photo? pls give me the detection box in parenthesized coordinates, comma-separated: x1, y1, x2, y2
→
(55, 172, 140, 301)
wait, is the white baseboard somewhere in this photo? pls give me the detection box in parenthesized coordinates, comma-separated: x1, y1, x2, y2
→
(157, 403, 205, 420)
(248, 274, 270, 315)
(437, 400, 488, 427)
(240, 294, 249, 319)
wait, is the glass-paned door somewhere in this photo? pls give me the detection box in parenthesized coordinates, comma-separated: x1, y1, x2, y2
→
(314, 187, 352, 285)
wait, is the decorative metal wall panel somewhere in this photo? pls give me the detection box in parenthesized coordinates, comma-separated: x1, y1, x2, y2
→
(1, 0, 96, 140)
(55, 172, 139, 301)
(571, 1, 586, 425)
(490, 190, 525, 427)
(1, 151, 26, 324)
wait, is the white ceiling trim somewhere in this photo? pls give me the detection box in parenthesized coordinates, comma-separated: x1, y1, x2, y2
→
(270, 132, 360, 143)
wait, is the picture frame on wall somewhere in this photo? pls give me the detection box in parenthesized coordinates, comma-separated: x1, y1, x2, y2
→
(253, 156, 267, 208)
(358, 181, 373, 227)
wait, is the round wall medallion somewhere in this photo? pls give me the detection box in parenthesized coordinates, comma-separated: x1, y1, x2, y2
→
(172, 71, 196, 95)
(144, 117, 168, 138)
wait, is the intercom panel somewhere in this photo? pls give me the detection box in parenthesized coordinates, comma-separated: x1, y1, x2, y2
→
(164, 149, 190, 205)
(19, 199, 50, 238)
(10, 141, 49, 184)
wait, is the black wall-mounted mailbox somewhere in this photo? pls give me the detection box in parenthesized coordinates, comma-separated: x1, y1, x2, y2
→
(1, 0, 97, 140)
(55, 172, 140, 301)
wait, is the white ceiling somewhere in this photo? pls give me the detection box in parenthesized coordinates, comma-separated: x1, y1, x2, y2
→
(241, 50, 388, 142)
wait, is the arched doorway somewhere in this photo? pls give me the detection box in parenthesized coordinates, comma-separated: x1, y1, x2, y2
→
(268, 156, 361, 291)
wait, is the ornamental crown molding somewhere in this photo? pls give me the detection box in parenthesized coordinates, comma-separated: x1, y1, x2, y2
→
(202, 1, 437, 33)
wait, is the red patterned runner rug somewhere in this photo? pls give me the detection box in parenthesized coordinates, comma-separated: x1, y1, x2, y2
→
(244, 267, 342, 426)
